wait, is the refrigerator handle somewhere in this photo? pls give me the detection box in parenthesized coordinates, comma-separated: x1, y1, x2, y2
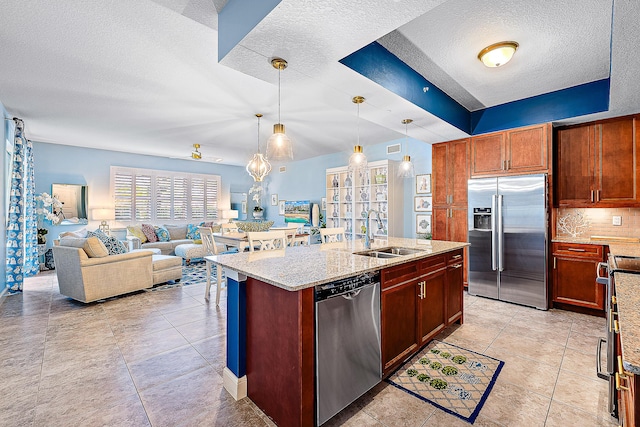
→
(491, 194, 497, 271)
(497, 194, 504, 271)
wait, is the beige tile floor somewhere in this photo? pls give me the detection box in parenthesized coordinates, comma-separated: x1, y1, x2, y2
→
(0, 270, 619, 426)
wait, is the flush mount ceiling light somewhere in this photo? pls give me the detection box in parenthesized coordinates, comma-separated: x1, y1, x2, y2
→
(191, 144, 202, 159)
(477, 41, 519, 68)
(246, 114, 272, 182)
(397, 119, 415, 178)
(266, 58, 294, 161)
(348, 96, 368, 172)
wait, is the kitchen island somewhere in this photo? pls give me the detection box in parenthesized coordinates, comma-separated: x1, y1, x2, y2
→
(208, 237, 468, 426)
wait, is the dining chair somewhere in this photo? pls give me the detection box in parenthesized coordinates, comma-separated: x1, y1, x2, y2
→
(221, 222, 240, 235)
(320, 227, 346, 243)
(247, 230, 287, 252)
(199, 226, 237, 305)
(289, 225, 310, 246)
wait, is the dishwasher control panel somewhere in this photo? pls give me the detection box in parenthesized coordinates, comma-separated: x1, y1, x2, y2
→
(315, 272, 380, 301)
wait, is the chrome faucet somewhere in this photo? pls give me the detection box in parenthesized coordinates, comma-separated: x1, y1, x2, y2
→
(365, 209, 384, 249)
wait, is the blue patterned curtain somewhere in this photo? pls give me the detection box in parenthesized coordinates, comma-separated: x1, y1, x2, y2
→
(6, 118, 39, 293)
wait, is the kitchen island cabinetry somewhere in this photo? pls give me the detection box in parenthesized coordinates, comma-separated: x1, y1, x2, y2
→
(470, 123, 550, 177)
(555, 115, 640, 207)
(551, 242, 606, 313)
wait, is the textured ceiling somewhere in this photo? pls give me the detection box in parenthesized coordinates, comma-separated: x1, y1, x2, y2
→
(0, 0, 638, 167)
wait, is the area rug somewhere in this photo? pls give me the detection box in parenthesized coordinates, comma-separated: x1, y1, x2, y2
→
(146, 261, 212, 292)
(386, 340, 503, 424)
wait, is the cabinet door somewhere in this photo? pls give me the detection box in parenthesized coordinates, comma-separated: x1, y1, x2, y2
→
(450, 139, 469, 205)
(446, 260, 464, 324)
(470, 133, 505, 177)
(556, 125, 596, 206)
(598, 118, 637, 205)
(418, 269, 446, 345)
(553, 256, 604, 310)
(432, 207, 448, 241)
(381, 281, 418, 373)
(432, 143, 449, 206)
(506, 124, 549, 173)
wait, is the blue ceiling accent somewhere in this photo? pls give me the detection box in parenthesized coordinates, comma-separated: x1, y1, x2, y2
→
(340, 41, 611, 136)
(340, 42, 470, 133)
(218, 0, 281, 61)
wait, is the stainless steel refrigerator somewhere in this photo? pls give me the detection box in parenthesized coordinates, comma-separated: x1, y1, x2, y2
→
(467, 174, 548, 309)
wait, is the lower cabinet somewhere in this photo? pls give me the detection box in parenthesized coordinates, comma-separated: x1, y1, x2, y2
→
(381, 250, 465, 376)
(551, 242, 606, 313)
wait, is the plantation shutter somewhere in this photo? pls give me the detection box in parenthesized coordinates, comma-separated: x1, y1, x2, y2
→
(191, 177, 205, 220)
(113, 171, 133, 221)
(205, 177, 218, 220)
(156, 176, 172, 220)
(173, 177, 188, 220)
(134, 174, 152, 221)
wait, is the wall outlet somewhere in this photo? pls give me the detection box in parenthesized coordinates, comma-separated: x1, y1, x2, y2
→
(613, 216, 622, 226)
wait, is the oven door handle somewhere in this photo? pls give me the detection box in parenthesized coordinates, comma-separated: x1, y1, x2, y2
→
(596, 337, 609, 380)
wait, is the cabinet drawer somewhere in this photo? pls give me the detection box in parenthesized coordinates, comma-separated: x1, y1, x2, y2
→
(446, 250, 464, 265)
(419, 255, 447, 275)
(552, 242, 603, 259)
(382, 261, 420, 289)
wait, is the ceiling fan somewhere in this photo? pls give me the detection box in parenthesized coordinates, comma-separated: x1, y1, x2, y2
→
(171, 143, 223, 163)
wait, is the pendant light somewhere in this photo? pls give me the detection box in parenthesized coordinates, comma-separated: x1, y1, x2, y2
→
(266, 58, 294, 161)
(246, 114, 272, 182)
(397, 119, 415, 178)
(348, 96, 368, 172)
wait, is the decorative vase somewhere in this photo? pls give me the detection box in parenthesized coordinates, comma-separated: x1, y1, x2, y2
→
(312, 204, 320, 226)
(253, 210, 264, 219)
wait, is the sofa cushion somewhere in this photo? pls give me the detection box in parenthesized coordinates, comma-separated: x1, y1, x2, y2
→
(87, 230, 128, 255)
(164, 224, 187, 240)
(154, 226, 170, 242)
(142, 224, 158, 242)
(186, 224, 200, 240)
(127, 225, 148, 243)
(59, 236, 109, 258)
(141, 241, 174, 255)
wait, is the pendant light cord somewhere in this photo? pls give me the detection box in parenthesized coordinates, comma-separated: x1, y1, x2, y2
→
(257, 115, 261, 153)
(278, 67, 281, 125)
(357, 102, 360, 146)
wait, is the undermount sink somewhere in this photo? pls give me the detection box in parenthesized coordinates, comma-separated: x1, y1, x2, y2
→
(355, 247, 424, 259)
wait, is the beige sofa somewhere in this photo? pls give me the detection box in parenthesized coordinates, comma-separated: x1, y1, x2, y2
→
(52, 237, 154, 303)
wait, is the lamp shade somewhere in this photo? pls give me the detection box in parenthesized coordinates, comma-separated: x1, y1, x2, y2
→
(91, 208, 114, 221)
(222, 210, 239, 220)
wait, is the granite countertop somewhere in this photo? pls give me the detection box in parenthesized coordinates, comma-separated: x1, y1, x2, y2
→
(208, 238, 468, 291)
(613, 272, 640, 373)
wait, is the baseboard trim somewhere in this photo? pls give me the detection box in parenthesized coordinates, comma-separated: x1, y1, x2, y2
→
(223, 367, 247, 401)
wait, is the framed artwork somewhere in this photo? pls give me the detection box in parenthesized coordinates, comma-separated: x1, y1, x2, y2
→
(321, 197, 327, 211)
(416, 174, 431, 194)
(416, 214, 432, 234)
(414, 196, 432, 212)
(278, 200, 286, 215)
(241, 200, 247, 214)
(271, 194, 278, 206)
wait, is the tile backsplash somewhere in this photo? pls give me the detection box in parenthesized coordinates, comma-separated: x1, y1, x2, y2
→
(555, 208, 640, 238)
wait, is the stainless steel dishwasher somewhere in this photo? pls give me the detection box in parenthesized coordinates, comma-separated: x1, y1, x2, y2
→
(315, 272, 381, 426)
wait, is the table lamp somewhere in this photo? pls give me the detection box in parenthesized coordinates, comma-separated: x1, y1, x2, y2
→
(222, 209, 239, 223)
(92, 208, 115, 234)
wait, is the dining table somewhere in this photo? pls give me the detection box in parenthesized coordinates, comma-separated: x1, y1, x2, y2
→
(212, 232, 251, 252)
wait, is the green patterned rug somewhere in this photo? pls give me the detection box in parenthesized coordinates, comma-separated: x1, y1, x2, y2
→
(386, 340, 503, 424)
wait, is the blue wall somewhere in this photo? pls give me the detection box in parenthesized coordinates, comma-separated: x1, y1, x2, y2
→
(32, 142, 253, 247)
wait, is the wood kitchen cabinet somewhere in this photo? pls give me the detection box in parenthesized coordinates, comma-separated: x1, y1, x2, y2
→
(555, 115, 640, 207)
(381, 250, 465, 376)
(551, 242, 606, 313)
(470, 123, 550, 177)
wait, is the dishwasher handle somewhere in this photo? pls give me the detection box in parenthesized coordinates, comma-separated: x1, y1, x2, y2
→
(319, 282, 378, 301)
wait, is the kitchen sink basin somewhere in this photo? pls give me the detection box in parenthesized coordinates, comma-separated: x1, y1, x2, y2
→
(355, 247, 424, 259)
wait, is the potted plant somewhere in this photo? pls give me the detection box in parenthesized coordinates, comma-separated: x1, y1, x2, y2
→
(37, 228, 48, 245)
(253, 205, 264, 219)
(249, 184, 264, 219)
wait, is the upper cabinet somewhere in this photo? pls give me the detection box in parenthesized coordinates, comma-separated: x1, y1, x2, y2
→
(555, 115, 640, 207)
(433, 138, 469, 207)
(470, 123, 551, 177)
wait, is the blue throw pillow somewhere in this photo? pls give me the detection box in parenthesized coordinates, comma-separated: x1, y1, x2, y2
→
(87, 230, 127, 255)
(154, 226, 170, 242)
(186, 223, 200, 240)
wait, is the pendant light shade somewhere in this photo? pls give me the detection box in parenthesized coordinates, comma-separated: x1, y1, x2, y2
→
(397, 119, 415, 178)
(348, 96, 368, 172)
(266, 58, 294, 161)
(246, 114, 272, 182)
(478, 41, 519, 68)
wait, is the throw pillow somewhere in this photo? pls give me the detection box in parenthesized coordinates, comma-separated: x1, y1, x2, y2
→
(87, 230, 128, 255)
(83, 236, 109, 258)
(186, 224, 200, 240)
(126, 225, 148, 243)
(201, 221, 221, 233)
(154, 226, 171, 242)
(164, 224, 187, 240)
(141, 224, 158, 243)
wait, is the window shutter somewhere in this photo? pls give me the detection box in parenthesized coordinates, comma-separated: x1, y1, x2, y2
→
(135, 174, 152, 221)
(191, 177, 205, 220)
(206, 178, 219, 220)
(173, 177, 188, 220)
(114, 171, 133, 221)
(155, 176, 172, 220)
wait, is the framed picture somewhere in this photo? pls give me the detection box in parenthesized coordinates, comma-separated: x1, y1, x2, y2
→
(321, 197, 327, 211)
(241, 200, 247, 214)
(416, 174, 431, 194)
(414, 196, 432, 212)
(416, 214, 432, 234)
(278, 200, 286, 215)
(271, 194, 278, 206)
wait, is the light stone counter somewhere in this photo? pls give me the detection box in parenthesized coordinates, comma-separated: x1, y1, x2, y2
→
(612, 272, 640, 373)
(208, 238, 468, 291)
(609, 243, 640, 258)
